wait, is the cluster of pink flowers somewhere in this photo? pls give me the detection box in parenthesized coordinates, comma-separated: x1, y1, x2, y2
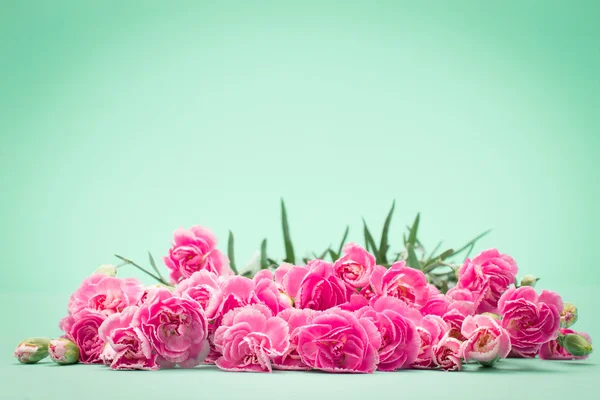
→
(50, 225, 592, 372)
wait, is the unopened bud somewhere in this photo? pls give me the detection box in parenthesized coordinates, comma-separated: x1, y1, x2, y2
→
(560, 302, 578, 328)
(48, 338, 80, 365)
(14, 338, 50, 364)
(481, 312, 501, 320)
(560, 333, 593, 357)
(520, 275, 539, 287)
(95, 264, 117, 277)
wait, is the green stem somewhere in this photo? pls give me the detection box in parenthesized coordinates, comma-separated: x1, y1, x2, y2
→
(114, 254, 169, 285)
(423, 261, 459, 274)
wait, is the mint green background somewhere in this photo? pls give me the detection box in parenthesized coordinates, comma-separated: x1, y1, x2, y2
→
(1, 1, 598, 398)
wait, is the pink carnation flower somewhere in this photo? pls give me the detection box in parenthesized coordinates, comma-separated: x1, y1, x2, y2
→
(218, 276, 260, 324)
(333, 243, 375, 290)
(432, 334, 463, 371)
(446, 287, 475, 302)
(214, 304, 289, 372)
(99, 343, 117, 366)
(173, 270, 223, 320)
(460, 314, 511, 366)
(275, 262, 307, 299)
(163, 225, 232, 284)
(498, 286, 563, 357)
(420, 285, 449, 316)
(442, 300, 475, 340)
(203, 340, 221, 365)
(98, 306, 158, 370)
(338, 294, 370, 312)
(67, 274, 144, 317)
(137, 284, 169, 306)
(369, 261, 429, 309)
(253, 270, 293, 315)
(412, 315, 448, 368)
(297, 308, 381, 373)
(134, 288, 209, 368)
(456, 249, 518, 313)
(276, 260, 349, 310)
(355, 297, 420, 371)
(59, 309, 106, 364)
(273, 308, 319, 370)
(539, 328, 592, 360)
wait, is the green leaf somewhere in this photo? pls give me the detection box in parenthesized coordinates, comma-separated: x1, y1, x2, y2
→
(147, 252, 165, 282)
(337, 226, 349, 256)
(362, 218, 379, 258)
(114, 254, 164, 284)
(227, 230, 238, 274)
(421, 248, 455, 271)
(406, 245, 421, 270)
(407, 213, 420, 247)
(281, 198, 295, 264)
(267, 257, 279, 266)
(328, 249, 339, 261)
(463, 242, 475, 262)
(406, 226, 425, 249)
(317, 247, 330, 260)
(302, 257, 310, 264)
(439, 248, 455, 261)
(378, 200, 395, 264)
(426, 241, 443, 261)
(452, 229, 492, 258)
(402, 213, 421, 269)
(260, 239, 268, 269)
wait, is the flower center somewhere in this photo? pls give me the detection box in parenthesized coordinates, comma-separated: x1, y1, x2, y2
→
(317, 334, 348, 365)
(390, 284, 416, 305)
(159, 311, 190, 336)
(342, 262, 362, 280)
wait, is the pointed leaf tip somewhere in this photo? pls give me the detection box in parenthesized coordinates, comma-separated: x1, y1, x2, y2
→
(362, 218, 379, 261)
(408, 212, 420, 247)
(281, 199, 295, 264)
(378, 200, 396, 264)
(227, 230, 238, 274)
(147, 252, 165, 282)
(260, 238, 268, 269)
(337, 226, 350, 256)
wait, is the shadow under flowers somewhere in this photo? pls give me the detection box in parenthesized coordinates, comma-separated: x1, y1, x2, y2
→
(19, 359, 594, 374)
(557, 361, 596, 367)
(463, 359, 570, 374)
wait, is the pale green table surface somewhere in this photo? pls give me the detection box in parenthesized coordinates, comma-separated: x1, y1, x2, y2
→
(4, 358, 598, 400)
(2, 291, 598, 400)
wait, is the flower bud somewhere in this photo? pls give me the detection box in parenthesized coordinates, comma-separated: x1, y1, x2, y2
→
(48, 338, 80, 365)
(14, 337, 50, 364)
(560, 302, 578, 328)
(95, 264, 117, 277)
(560, 333, 593, 357)
(520, 275, 539, 287)
(481, 312, 501, 320)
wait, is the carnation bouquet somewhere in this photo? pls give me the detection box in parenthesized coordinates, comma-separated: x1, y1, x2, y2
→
(15, 200, 592, 372)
